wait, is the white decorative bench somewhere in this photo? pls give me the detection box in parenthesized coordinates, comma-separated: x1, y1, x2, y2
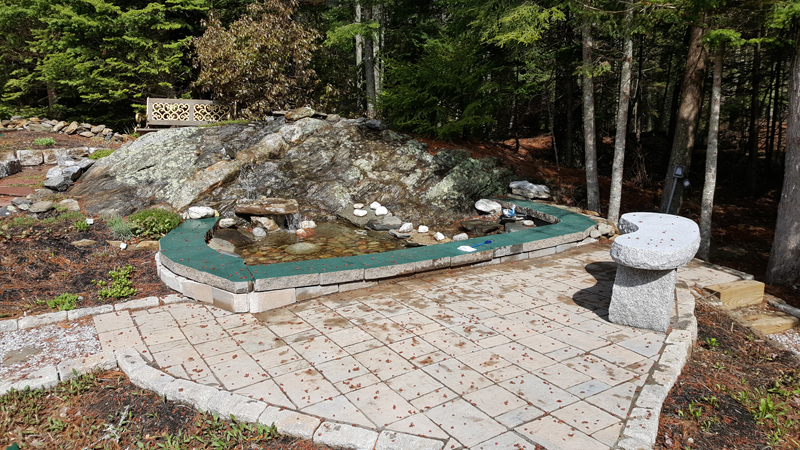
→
(135, 97, 231, 134)
(609, 213, 700, 332)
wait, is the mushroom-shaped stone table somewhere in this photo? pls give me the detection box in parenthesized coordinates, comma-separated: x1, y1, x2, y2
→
(609, 212, 700, 332)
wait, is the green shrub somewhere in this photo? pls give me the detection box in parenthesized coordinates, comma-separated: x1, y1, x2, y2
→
(74, 220, 89, 232)
(96, 265, 137, 300)
(12, 217, 37, 227)
(128, 209, 181, 238)
(33, 137, 56, 147)
(88, 149, 115, 160)
(47, 293, 78, 311)
(105, 214, 133, 240)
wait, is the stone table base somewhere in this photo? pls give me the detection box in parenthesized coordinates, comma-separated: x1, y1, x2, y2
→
(609, 265, 677, 333)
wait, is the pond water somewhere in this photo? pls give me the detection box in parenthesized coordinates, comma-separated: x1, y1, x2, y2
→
(234, 222, 408, 265)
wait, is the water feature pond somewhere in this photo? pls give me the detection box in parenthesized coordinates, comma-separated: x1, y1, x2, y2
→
(232, 222, 408, 265)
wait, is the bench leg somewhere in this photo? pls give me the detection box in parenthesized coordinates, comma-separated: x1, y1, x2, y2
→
(609, 265, 676, 333)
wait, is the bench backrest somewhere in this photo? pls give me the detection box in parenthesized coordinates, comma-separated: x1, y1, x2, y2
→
(146, 98, 231, 126)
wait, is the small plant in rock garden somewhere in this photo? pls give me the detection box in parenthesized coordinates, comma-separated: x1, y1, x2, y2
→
(88, 149, 115, 160)
(74, 219, 89, 232)
(128, 209, 181, 238)
(105, 214, 133, 240)
(44, 293, 79, 311)
(705, 337, 720, 348)
(94, 264, 137, 300)
(32, 137, 56, 147)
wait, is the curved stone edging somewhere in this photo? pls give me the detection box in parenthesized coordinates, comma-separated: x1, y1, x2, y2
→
(157, 199, 602, 315)
(613, 285, 698, 449)
(0, 294, 186, 333)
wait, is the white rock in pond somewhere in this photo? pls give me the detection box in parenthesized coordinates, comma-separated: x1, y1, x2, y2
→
(522, 220, 535, 227)
(418, 225, 429, 233)
(218, 218, 236, 228)
(434, 232, 446, 241)
(453, 233, 468, 241)
(375, 206, 388, 216)
(187, 206, 215, 219)
(353, 203, 365, 209)
(353, 209, 368, 217)
(252, 227, 267, 237)
(300, 220, 317, 229)
(369, 201, 381, 210)
(398, 223, 413, 233)
(475, 199, 502, 215)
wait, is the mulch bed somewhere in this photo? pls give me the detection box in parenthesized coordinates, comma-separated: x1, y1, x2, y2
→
(0, 210, 174, 319)
(656, 301, 800, 449)
(0, 369, 332, 449)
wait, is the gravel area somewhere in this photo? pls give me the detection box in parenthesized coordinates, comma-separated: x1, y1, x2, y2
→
(770, 328, 800, 356)
(0, 317, 101, 382)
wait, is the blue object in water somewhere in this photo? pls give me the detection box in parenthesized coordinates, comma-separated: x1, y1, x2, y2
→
(502, 205, 516, 218)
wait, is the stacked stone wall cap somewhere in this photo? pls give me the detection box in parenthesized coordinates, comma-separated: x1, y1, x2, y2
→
(610, 212, 700, 270)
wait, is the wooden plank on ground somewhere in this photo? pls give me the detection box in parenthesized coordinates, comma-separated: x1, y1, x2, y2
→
(741, 312, 799, 335)
(706, 280, 764, 310)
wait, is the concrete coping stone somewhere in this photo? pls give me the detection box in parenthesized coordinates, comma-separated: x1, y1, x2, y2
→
(610, 212, 700, 270)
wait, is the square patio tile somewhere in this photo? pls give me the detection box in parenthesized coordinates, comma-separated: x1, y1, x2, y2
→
(315, 355, 368, 383)
(301, 395, 375, 428)
(422, 359, 493, 396)
(386, 413, 450, 440)
(585, 382, 638, 419)
(551, 400, 621, 435)
(273, 367, 339, 408)
(456, 349, 511, 374)
(409, 387, 458, 411)
(385, 370, 445, 401)
(515, 416, 608, 450)
(464, 385, 528, 418)
(533, 362, 592, 389)
(235, 379, 294, 409)
(352, 346, 414, 381)
(181, 320, 228, 345)
(544, 327, 612, 352)
(346, 382, 417, 427)
(325, 326, 375, 348)
(290, 335, 346, 365)
(617, 332, 666, 358)
(499, 373, 579, 413)
(562, 354, 639, 387)
(208, 350, 269, 390)
(424, 399, 506, 447)
(194, 337, 240, 358)
(93, 311, 134, 334)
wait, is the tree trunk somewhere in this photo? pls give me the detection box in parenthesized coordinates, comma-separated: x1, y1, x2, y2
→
(608, 11, 634, 225)
(362, 6, 376, 118)
(766, 31, 800, 287)
(565, 69, 575, 167)
(582, 19, 600, 213)
(766, 55, 783, 172)
(660, 23, 707, 214)
(746, 30, 763, 194)
(699, 47, 724, 261)
(659, 49, 674, 134)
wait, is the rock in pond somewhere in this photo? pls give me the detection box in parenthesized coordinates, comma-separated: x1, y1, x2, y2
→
(218, 218, 236, 228)
(461, 219, 502, 235)
(366, 216, 402, 231)
(285, 242, 321, 255)
(453, 233, 468, 241)
(236, 198, 299, 216)
(475, 199, 502, 215)
(252, 227, 267, 238)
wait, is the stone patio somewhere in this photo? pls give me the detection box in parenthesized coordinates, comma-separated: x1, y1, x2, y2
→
(87, 242, 743, 449)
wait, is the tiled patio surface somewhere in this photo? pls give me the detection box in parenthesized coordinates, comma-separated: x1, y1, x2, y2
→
(93, 242, 741, 449)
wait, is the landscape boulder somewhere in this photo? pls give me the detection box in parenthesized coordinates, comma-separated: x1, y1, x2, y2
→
(509, 180, 550, 199)
(44, 176, 72, 192)
(0, 159, 21, 178)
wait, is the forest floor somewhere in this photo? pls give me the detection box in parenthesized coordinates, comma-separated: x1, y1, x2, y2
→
(0, 128, 798, 449)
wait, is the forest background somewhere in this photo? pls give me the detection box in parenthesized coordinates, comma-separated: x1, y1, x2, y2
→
(0, 0, 798, 290)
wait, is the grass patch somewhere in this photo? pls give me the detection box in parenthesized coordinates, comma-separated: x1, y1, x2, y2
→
(105, 214, 133, 240)
(88, 149, 115, 159)
(32, 137, 56, 146)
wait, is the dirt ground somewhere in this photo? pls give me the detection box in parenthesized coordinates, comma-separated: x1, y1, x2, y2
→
(0, 213, 174, 318)
(0, 369, 333, 449)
